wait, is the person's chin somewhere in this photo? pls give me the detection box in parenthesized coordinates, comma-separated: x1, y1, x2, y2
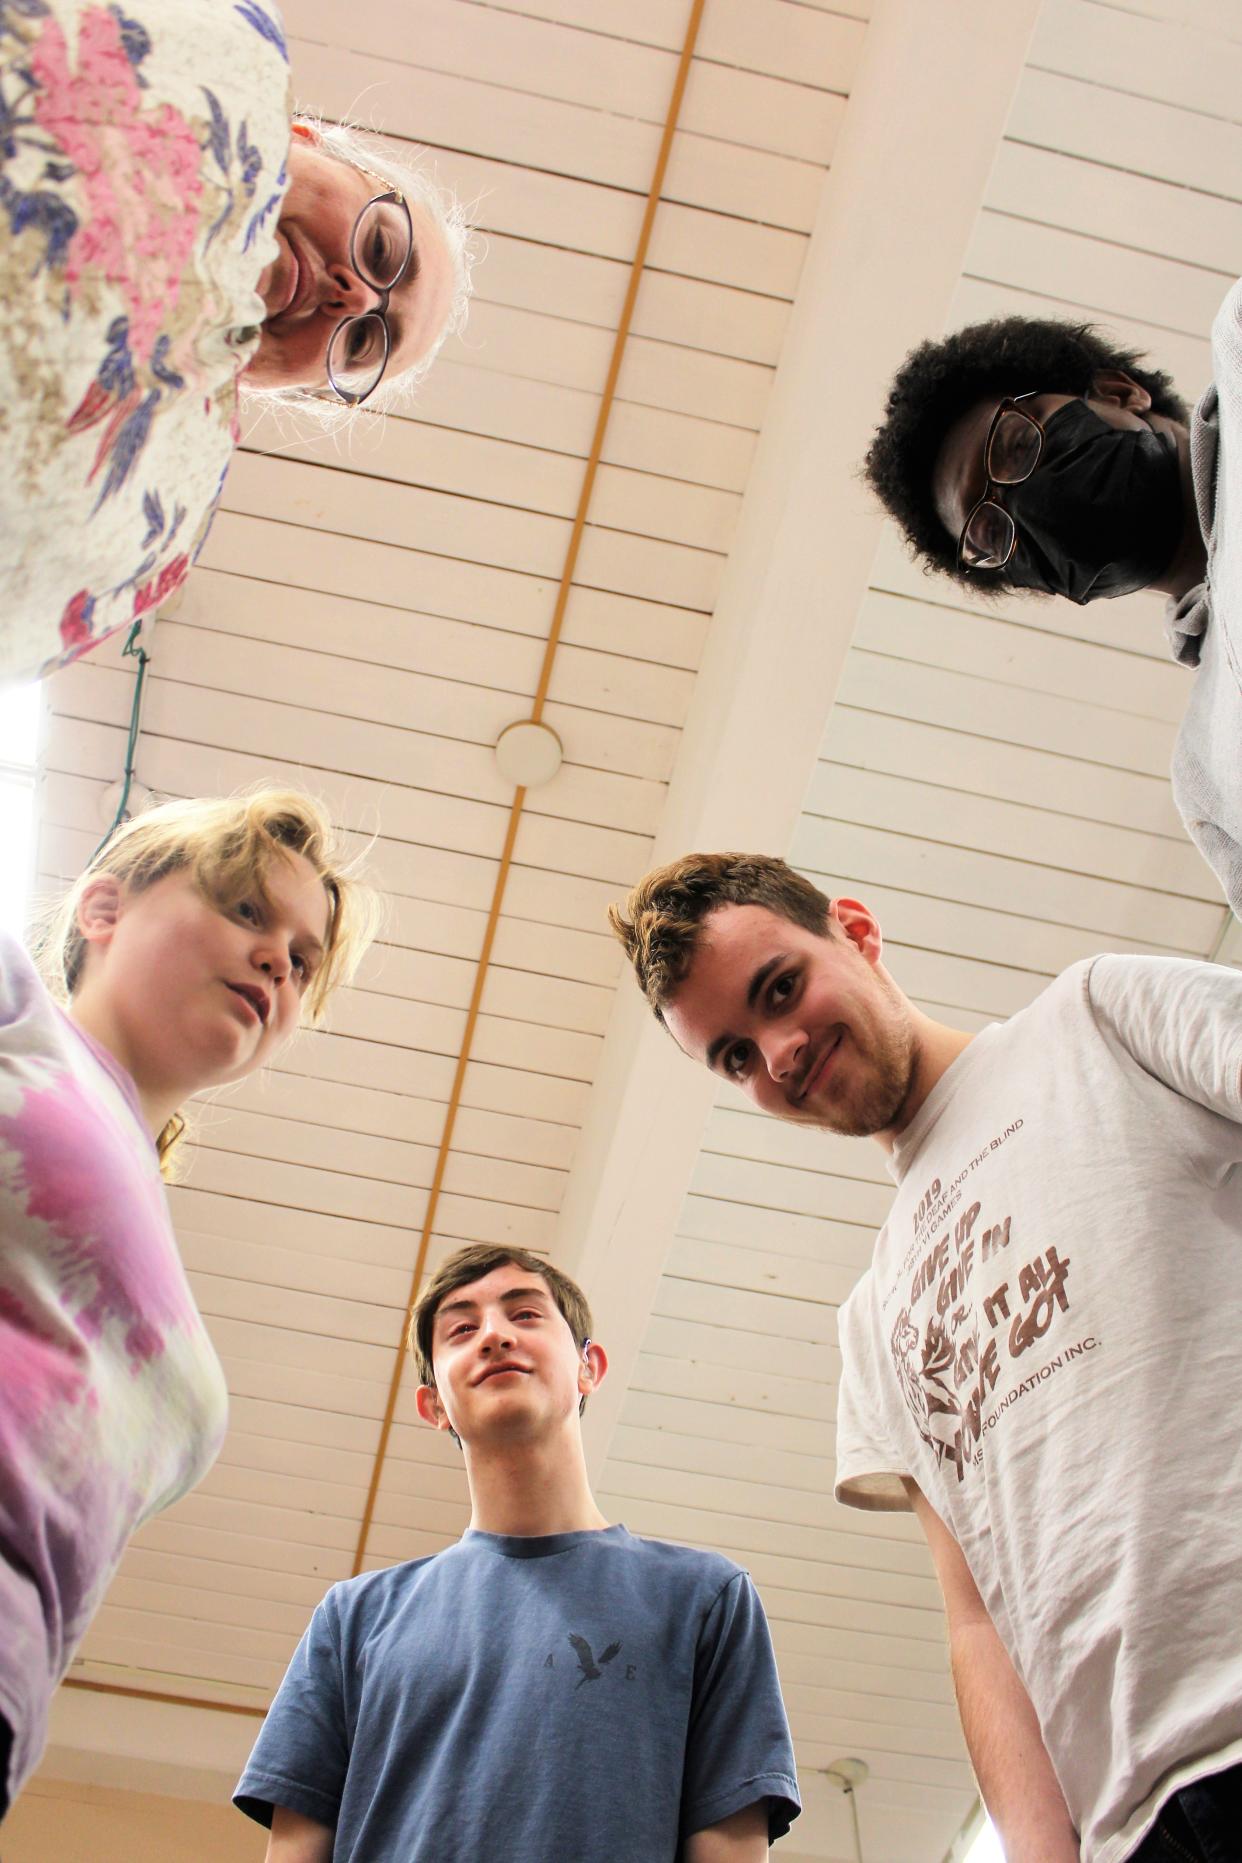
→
(476, 1390, 544, 1433)
(212, 1026, 269, 1086)
(478, 1379, 535, 1410)
(779, 1095, 827, 1127)
(240, 334, 282, 386)
(774, 1073, 840, 1127)
(241, 338, 325, 395)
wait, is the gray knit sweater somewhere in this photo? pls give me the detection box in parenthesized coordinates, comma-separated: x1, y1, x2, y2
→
(1166, 276, 1242, 921)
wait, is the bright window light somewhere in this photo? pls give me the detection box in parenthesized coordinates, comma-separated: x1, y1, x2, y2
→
(964, 1819, 1005, 1863)
(0, 682, 43, 937)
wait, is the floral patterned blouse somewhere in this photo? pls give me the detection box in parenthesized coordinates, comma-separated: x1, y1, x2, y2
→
(0, 0, 291, 684)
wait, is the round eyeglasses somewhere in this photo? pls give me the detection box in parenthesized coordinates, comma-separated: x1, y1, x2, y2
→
(325, 189, 415, 408)
(958, 391, 1045, 572)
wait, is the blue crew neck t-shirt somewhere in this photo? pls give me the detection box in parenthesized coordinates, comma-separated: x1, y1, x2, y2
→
(235, 1524, 800, 1861)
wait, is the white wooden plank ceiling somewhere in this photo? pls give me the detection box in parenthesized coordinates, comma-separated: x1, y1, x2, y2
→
(30, 2, 1241, 1860)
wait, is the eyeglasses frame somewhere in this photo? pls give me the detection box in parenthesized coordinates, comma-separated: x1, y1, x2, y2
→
(324, 169, 415, 409)
(956, 389, 1046, 574)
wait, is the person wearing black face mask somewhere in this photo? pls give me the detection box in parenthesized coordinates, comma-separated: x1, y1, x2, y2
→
(952, 393, 1186, 605)
(862, 305, 1241, 921)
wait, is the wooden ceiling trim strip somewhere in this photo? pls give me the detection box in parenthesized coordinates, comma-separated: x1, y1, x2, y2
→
(347, 0, 711, 1580)
(62, 1677, 264, 1718)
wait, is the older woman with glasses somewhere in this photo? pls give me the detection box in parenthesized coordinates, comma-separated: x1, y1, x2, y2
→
(0, 0, 473, 689)
(247, 117, 466, 411)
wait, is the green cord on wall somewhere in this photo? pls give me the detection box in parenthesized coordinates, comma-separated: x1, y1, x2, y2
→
(87, 620, 151, 867)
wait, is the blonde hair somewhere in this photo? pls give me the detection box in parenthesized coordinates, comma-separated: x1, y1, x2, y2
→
(38, 788, 380, 1173)
(608, 853, 833, 1024)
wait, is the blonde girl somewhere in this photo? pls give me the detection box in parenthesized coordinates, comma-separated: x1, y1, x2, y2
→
(0, 789, 377, 1815)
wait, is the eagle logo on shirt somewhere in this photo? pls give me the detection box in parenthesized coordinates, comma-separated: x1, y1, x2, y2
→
(568, 1634, 622, 1687)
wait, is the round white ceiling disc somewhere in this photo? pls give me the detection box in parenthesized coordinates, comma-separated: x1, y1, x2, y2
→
(823, 1758, 870, 1791)
(495, 719, 563, 789)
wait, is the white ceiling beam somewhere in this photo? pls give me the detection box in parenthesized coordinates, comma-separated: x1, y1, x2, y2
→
(565, 0, 1044, 1474)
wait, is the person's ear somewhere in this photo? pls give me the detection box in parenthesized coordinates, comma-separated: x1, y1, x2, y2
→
(831, 897, 883, 967)
(1088, 368, 1152, 414)
(578, 1339, 608, 1398)
(75, 875, 124, 955)
(416, 1383, 452, 1432)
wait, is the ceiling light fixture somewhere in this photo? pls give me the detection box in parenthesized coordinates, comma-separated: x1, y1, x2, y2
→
(494, 718, 563, 790)
(823, 1757, 869, 1863)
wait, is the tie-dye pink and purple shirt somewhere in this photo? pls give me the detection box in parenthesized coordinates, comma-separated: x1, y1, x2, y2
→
(0, 933, 227, 1802)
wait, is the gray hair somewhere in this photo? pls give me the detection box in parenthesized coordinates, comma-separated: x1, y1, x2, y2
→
(242, 112, 476, 424)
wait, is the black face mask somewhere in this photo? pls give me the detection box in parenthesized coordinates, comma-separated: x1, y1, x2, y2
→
(1001, 399, 1183, 604)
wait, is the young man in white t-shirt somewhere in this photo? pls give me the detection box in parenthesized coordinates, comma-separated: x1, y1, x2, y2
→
(609, 855, 1242, 1863)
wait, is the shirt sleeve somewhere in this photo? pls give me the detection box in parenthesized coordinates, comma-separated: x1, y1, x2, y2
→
(834, 1287, 912, 1512)
(233, 1587, 350, 1832)
(0, 933, 40, 1033)
(681, 1570, 801, 1844)
(1087, 954, 1242, 1129)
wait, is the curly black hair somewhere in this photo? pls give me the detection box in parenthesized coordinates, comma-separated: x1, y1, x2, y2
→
(863, 316, 1187, 585)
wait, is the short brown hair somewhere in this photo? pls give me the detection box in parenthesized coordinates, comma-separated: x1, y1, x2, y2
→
(410, 1245, 594, 1393)
(608, 853, 832, 1022)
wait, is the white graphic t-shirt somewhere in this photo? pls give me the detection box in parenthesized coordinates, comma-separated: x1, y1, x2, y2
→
(0, 933, 228, 1803)
(835, 955, 1242, 1863)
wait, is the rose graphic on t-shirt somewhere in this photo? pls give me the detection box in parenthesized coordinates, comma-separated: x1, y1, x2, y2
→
(889, 1195, 1074, 1483)
(890, 1306, 969, 1477)
(889, 1308, 928, 1432)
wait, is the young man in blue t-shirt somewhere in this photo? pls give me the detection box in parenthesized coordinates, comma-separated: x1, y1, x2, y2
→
(234, 1243, 801, 1862)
